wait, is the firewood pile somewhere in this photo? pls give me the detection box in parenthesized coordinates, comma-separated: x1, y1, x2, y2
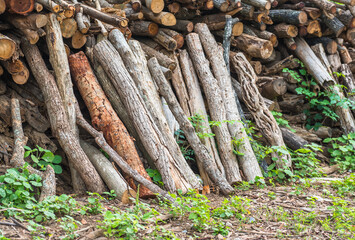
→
(0, 0, 354, 201)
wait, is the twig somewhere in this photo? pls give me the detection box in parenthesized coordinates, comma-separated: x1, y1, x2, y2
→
(10, 217, 30, 232)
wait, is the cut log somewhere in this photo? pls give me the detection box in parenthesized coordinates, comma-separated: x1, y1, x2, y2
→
(0, 33, 15, 60)
(280, 127, 308, 150)
(45, 13, 86, 194)
(142, 7, 176, 26)
(268, 23, 298, 38)
(130, 21, 159, 37)
(10, 96, 55, 201)
(80, 140, 136, 203)
(327, 51, 342, 72)
(337, 9, 355, 29)
(148, 57, 234, 195)
(110, 30, 200, 193)
(153, 29, 177, 51)
(260, 76, 287, 99)
(140, 42, 176, 70)
(161, 28, 184, 49)
(75, 104, 175, 203)
(94, 40, 201, 193)
(86, 48, 153, 168)
(21, 38, 106, 193)
(294, 37, 334, 86)
(241, 0, 271, 9)
(70, 31, 87, 49)
(303, 7, 321, 20)
(268, 10, 308, 25)
(36, 0, 60, 12)
(5, 0, 34, 15)
(264, 55, 297, 75)
(167, 2, 180, 14)
(76, 3, 128, 28)
(186, 33, 242, 184)
(195, 23, 262, 181)
(167, 19, 194, 32)
(231, 52, 292, 169)
(306, 37, 337, 55)
(69, 51, 154, 198)
(1, 59, 29, 84)
(179, 49, 225, 187)
(142, 0, 164, 13)
(295, 37, 355, 133)
(308, 0, 336, 14)
(60, 18, 78, 38)
(338, 45, 352, 64)
(321, 15, 346, 38)
(131, 0, 142, 11)
(231, 33, 273, 59)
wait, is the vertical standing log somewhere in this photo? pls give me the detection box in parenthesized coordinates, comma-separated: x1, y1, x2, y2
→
(170, 53, 191, 117)
(186, 33, 242, 184)
(0, 34, 16, 60)
(69, 52, 154, 198)
(21, 38, 106, 193)
(94, 40, 201, 193)
(195, 23, 262, 181)
(110, 30, 198, 192)
(231, 52, 292, 169)
(148, 57, 234, 195)
(45, 13, 86, 193)
(86, 48, 154, 169)
(179, 49, 225, 186)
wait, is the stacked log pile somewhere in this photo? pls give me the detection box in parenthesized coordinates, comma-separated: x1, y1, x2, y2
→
(0, 0, 354, 200)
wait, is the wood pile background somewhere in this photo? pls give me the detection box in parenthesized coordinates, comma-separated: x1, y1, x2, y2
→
(0, 0, 354, 200)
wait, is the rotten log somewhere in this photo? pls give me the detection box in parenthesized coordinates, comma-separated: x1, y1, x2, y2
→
(231, 52, 292, 169)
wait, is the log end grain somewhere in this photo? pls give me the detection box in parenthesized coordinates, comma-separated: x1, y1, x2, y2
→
(0, 35, 16, 60)
(6, 0, 34, 15)
(232, 22, 244, 36)
(161, 12, 177, 26)
(0, 0, 5, 14)
(150, 0, 164, 14)
(35, 14, 48, 28)
(298, 11, 308, 25)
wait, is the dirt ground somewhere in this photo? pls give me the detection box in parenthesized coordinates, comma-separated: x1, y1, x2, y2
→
(1, 170, 354, 240)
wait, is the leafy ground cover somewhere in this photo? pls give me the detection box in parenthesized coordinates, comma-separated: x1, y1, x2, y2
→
(1, 169, 354, 240)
